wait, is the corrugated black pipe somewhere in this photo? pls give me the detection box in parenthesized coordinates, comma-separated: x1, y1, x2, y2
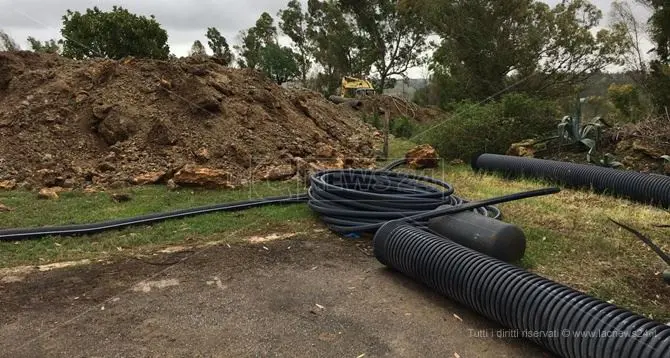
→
(374, 222, 670, 358)
(472, 153, 670, 208)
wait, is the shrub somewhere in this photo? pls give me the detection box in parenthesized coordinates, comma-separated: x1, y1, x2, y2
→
(362, 113, 381, 129)
(648, 62, 670, 115)
(363, 114, 419, 139)
(419, 93, 559, 160)
(390, 117, 416, 139)
(608, 83, 642, 121)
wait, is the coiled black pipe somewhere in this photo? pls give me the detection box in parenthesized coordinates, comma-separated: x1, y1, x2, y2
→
(0, 160, 558, 241)
(374, 222, 670, 358)
(472, 153, 670, 208)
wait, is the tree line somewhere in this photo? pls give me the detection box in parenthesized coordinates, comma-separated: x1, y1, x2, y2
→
(0, 0, 669, 114)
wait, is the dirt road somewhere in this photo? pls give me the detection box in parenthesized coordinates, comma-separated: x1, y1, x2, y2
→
(0, 235, 549, 357)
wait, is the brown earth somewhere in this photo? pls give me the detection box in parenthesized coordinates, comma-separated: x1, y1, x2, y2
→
(605, 119, 670, 173)
(333, 94, 444, 124)
(0, 235, 549, 358)
(364, 95, 445, 123)
(0, 51, 377, 190)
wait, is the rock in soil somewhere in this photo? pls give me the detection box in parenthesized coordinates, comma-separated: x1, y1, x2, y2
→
(0, 180, 17, 190)
(262, 164, 297, 181)
(507, 140, 537, 158)
(0, 51, 376, 190)
(132, 171, 167, 185)
(173, 165, 235, 188)
(405, 144, 439, 169)
(166, 179, 178, 191)
(37, 188, 59, 200)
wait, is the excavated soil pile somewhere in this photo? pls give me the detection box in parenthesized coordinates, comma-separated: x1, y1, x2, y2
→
(361, 95, 444, 123)
(0, 52, 376, 190)
(606, 119, 670, 173)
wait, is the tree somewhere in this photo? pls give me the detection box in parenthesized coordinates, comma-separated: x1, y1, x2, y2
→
(639, 0, 670, 111)
(236, 12, 278, 69)
(27, 37, 60, 54)
(340, 0, 430, 93)
(530, 0, 629, 94)
(417, 0, 628, 102)
(60, 6, 170, 59)
(189, 40, 207, 56)
(259, 43, 300, 85)
(0, 30, 20, 51)
(305, 0, 373, 94)
(205, 27, 233, 65)
(641, 0, 670, 63)
(278, 0, 312, 83)
(609, 0, 647, 74)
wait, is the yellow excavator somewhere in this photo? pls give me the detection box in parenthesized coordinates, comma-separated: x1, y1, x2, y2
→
(340, 76, 376, 98)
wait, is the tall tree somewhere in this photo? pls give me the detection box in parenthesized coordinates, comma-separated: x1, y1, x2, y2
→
(206, 27, 233, 65)
(236, 12, 278, 69)
(639, 0, 670, 111)
(189, 40, 207, 56)
(420, 0, 552, 101)
(609, 0, 647, 73)
(642, 0, 670, 63)
(418, 0, 628, 102)
(306, 0, 373, 94)
(60, 6, 170, 59)
(27, 37, 60, 53)
(278, 0, 312, 83)
(0, 30, 20, 51)
(340, 0, 430, 92)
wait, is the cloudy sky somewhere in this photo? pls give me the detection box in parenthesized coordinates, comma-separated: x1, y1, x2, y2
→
(0, 0, 653, 76)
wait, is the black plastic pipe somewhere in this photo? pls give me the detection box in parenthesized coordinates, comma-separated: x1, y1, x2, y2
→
(472, 153, 670, 208)
(374, 222, 670, 358)
(428, 208, 526, 262)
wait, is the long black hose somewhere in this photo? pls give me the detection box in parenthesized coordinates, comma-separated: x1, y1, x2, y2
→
(0, 161, 556, 241)
(374, 222, 670, 358)
(472, 153, 670, 208)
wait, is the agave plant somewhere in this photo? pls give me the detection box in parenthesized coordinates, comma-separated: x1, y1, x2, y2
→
(557, 96, 609, 152)
(558, 115, 609, 150)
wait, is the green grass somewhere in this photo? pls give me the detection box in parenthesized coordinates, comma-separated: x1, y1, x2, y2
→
(1, 137, 669, 320)
(0, 181, 317, 267)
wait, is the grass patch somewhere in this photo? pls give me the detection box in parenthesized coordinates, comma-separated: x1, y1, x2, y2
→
(0, 181, 316, 268)
(387, 136, 418, 159)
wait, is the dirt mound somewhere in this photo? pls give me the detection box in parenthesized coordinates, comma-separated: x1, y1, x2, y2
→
(0, 51, 376, 189)
(362, 95, 444, 123)
(606, 119, 670, 173)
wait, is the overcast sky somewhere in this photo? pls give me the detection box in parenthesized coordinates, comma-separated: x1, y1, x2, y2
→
(0, 0, 653, 77)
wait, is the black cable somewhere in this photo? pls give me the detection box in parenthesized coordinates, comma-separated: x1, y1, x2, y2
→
(0, 161, 560, 241)
(609, 218, 670, 266)
(0, 195, 307, 241)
